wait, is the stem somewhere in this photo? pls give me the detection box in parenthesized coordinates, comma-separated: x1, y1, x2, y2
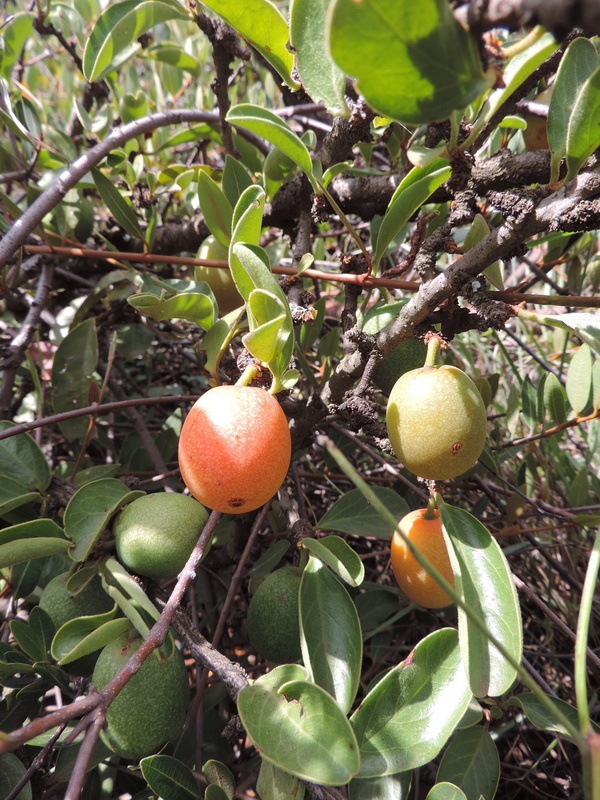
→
(424, 495, 437, 520)
(424, 336, 441, 367)
(576, 529, 600, 800)
(235, 362, 261, 386)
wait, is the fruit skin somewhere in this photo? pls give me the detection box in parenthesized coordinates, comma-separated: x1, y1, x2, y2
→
(178, 385, 291, 514)
(92, 632, 189, 759)
(373, 339, 427, 396)
(195, 236, 243, 314)
(247, 566, 302, 664)
(39, 571, 114, 675)
(0, 753, 32, 800)
(114, 492, 208, 578)
(391, 509, 454, 609)
(386, 365, 487, 480)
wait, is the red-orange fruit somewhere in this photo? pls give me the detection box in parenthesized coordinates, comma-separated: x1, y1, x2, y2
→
(391, 508, 455, 609)
(178, 385, 291, 514)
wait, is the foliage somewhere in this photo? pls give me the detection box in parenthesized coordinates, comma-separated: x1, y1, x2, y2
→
(1, 1, 600, 799)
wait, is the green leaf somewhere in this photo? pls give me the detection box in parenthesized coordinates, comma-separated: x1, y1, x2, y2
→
(64, 479, 144, 563)
(350, 628, 471, 777)
(425, 784, 467, 800)
(539, 311, 600, 355)
(348, 772, 412, 800)
(299, 556, 362, 714)
(10, 618, 48, 663)
(92, 168, 145, 242)
(256, 760, 306, 800)
(52, 615, 128, 666)
(197, 171, 234, 247)
(226, 105, 315, 186)
(464, 32, 556, 148)
(290, 0, 347, 115)
(51, 318, 98, 441)
(83, 0, 190, 82)
(201, 0, 297, 88)
(508, 692, 594, 741)
(222, 155, 254, 208)
(317, 487, 409, 539)
(102, 557, 161, 632)
(243, 290, 289, 363)
(0, 422, 51, 491)
(566, 343, 593, 415)
(548, 38, 599, 182)
(543, 372, 567, 425)
(436, 726, 500, 800)
(301, 535, 364, 587)
(439, 502, 522, 698)
(202, 761, 236, 800)
(564, 64, 600, 181)
(0, 12, 35, 80)
(373, 162, 451, 268)
(237, 679, 360, 785)
(0, 519, 70, 569)
(141, 754, 200, 800)
(145, 42, 202, 76)
(329, 0, 486, 125)
(128, 290, 216, 330)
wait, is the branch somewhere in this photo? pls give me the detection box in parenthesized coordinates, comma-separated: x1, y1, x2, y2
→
(0, 109, 221, 268)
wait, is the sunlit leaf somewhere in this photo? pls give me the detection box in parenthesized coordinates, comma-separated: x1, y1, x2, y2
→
(436, 726, 500, 800)
(329, 0, 486, 125)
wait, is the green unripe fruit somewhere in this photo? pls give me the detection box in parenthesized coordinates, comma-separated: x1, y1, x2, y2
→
(373, 339, 427, 396)
(92, 632, 189, 759)
(195, 236, 243, 314)
(386, 365, 487, 480)
(39, 571, 113, 629)
(39, 570, 114, 675)
(0, 753, 32, 800)
(247, 566, 302, 664)
(114, 493, 209, 579)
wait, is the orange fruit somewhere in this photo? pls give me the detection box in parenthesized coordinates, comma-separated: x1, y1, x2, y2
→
(391, 508, 454, 608)
(178, 385, 291, 514)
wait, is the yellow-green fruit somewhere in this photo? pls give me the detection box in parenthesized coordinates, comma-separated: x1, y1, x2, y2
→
(195, 236, 243, 314)
(386, 365, 487, 480)
(114, 493, 208, 579)
(0, 753, 32, 800)
(373, 339, 427, 396)
(92, 632, 189, 759)
(39, 571, 114, 675)
(247, 566, 302, 664)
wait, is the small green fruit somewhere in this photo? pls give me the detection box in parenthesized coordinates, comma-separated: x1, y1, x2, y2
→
(114, 493, 208, 579)
(247, 566, 302, 664)
(195, 236, 243, 314)
(92, 632, 189, 759)
(39, 570, 114, 675)
(386, 365, 487, 480)
(0, 753, 32, 800)
(373, 339, 427, 396)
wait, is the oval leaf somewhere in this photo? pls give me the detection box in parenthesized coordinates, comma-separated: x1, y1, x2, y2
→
(348, 772, 412, 800)
(51, 317, 98, 441)
(0, 520, 69, 569)
(0, 422, 51, 491)
(92, 168, 145, 242)
(83, 0, 190, 82)
(543, 372, 567, 425)
(237, 679, 360, 785)
(227, 105, 314, 184)
(197, 171, 234, 247)
(301, 535, 364, 587)
(201, 0, 297, 88)
(290, 0, 347, 115)
(565, 65, 600, 181)
(52, 615, 129, 666)
(300, 556, 362, 714)
(329, 0, 486, 125)
(439, 501, 522, 698)
(256, 760, 306, 800)
(64, 479, 144, 563)
(566, 343, 593, 415)
(141, 754, 200, 800)
(436, 726, 500, 800)
(350, 628, 471, 777)
(317, 487, 409, 539)
(128, 290, 216, 330)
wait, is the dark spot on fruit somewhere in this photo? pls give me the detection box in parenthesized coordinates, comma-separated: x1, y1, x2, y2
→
(452, 442, 462, 454)
(229, 498, 245, 508)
